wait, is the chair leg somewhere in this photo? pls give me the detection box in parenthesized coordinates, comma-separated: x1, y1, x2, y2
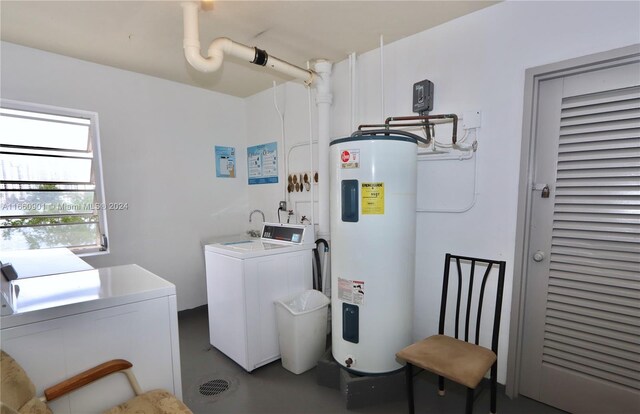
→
(465, 387, 474, 414)
(405, 363, 414, 414)
(438, 375, 445, 396)
(490, 363, 497, 414)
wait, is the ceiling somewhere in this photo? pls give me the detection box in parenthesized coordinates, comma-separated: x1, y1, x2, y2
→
(0, 1, 497, 98)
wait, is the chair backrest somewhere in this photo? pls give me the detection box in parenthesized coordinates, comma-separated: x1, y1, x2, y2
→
(1, 351, 51, 414)
(1, 350, 35, 411)
(438, 254, 506, 355)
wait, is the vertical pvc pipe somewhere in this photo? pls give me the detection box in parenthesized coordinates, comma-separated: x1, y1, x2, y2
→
(307, 61, 315, 226)
(273, 81, 287, 203)
(380, 35, 385, 120)
(314, 60, 333, 237)
(350, 52, 357, 132)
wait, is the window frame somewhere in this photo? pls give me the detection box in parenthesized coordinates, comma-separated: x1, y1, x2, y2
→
(0, 99, 109, 256)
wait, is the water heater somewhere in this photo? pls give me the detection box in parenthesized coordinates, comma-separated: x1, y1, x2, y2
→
(330, 132, 417, 374)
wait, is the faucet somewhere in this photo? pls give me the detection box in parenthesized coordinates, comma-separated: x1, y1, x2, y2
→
(249, 209, 265, 223)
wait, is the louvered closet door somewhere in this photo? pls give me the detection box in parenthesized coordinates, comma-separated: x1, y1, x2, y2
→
(520, 60, 640, 413)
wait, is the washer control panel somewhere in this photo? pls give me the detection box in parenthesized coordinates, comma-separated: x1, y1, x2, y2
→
(261, 223, 313, 245)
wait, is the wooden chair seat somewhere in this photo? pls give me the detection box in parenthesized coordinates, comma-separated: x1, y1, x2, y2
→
(396, 334, 496, 389)
(396, 254, 506, 414)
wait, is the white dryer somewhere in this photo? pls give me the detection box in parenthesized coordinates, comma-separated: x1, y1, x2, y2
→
(204, 223, 314, 371)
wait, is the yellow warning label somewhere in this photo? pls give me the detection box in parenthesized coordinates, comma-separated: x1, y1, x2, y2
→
(361, 182, 384, 215)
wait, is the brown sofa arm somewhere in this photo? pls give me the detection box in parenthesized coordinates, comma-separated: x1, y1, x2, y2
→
(43, 359, 141, 402)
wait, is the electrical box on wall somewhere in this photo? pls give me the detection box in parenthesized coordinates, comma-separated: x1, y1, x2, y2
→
(462, 110, 482, 129)
(412, 79, 434, 114)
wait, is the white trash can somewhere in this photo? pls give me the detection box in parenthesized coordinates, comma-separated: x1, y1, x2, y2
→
(275, 289, 330, 374)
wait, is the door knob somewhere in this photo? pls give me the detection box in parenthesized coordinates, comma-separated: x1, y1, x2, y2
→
(533, 251, 545, 262)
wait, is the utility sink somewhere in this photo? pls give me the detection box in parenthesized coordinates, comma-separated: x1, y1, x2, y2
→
(201, 231, 260, 248)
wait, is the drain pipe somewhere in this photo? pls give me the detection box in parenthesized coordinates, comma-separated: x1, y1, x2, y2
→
(181, 1, 315, 85)
(181, 1, 332, 236)
(314, 60, 332, 237)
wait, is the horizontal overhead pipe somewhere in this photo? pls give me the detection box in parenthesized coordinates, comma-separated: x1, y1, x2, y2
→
(181, 2, 315, 85)
(181, 1, 332, 236)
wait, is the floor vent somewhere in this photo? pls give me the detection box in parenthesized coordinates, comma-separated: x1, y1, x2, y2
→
(199, 379, 230, 396)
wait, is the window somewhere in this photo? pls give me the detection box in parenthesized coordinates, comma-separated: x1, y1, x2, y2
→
(0, 100, 109, 254)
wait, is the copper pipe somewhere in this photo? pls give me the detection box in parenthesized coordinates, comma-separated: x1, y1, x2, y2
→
(383, 114, 457, 123)
(358, 123, 388, 130)
(358, 122, 450, 130)
(384, 114, 458, 144)
(358, 113, 459, 145)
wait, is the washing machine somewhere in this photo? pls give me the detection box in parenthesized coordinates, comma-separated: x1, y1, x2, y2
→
(204, 222, 314, 371)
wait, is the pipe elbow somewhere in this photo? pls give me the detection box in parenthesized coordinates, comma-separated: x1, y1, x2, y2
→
(192, 37, 232, 71)
(184, 46, 222, 73)
(313, 60, 332, 92)
(209, 37, 234, 55)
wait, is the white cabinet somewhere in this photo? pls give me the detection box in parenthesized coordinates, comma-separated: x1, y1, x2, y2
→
(0, 265, 182, 414)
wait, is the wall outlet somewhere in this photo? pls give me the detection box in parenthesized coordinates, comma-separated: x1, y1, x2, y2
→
(279, 201, 287, 211)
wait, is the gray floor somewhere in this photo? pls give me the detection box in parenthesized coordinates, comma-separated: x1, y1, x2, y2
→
(178, 306, 566, 414)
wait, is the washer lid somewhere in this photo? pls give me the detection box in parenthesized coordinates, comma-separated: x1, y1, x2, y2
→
(221, 240, 287, 252)
(205, 240, 311, 259)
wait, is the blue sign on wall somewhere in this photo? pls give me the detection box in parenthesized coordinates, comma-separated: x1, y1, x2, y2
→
(215, 146, 236, 178)
(247, 142, 278, 185)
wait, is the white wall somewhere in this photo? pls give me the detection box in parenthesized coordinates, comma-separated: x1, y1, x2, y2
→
(245, 82, 319, 227)
(244, 0, 640, 383)
(1, 42, 248, 311)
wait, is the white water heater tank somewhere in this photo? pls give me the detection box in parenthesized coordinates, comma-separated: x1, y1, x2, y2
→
(330, 132, 417, 374)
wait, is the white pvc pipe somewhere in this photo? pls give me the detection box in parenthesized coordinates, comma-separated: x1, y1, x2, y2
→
(314, 60, 333, 237)
(308, 112, 315, 226)
(349, 52, 357, 131)
(181, 1, 315, 85)
(273, 81, 287, 202)
(307, 62, 315, 226)
(268, 57, 316, 86)
(380, 35, 385, 120)
(182, 1, 333, 234)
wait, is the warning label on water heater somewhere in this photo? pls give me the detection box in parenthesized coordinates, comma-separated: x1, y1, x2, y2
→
(338, 278, 365, 305)
(340, 149, 360, 169)
(361, 182, 384, 214)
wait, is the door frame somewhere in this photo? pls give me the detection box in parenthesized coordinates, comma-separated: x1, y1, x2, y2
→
(506, 43, 640, 399)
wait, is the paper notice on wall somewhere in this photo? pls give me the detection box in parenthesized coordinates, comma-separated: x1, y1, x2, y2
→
(247, 142, 278, 185)
(215, 146, 236, 178)
(361, 182, 384, 214)
(338, 277, 365, 305)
